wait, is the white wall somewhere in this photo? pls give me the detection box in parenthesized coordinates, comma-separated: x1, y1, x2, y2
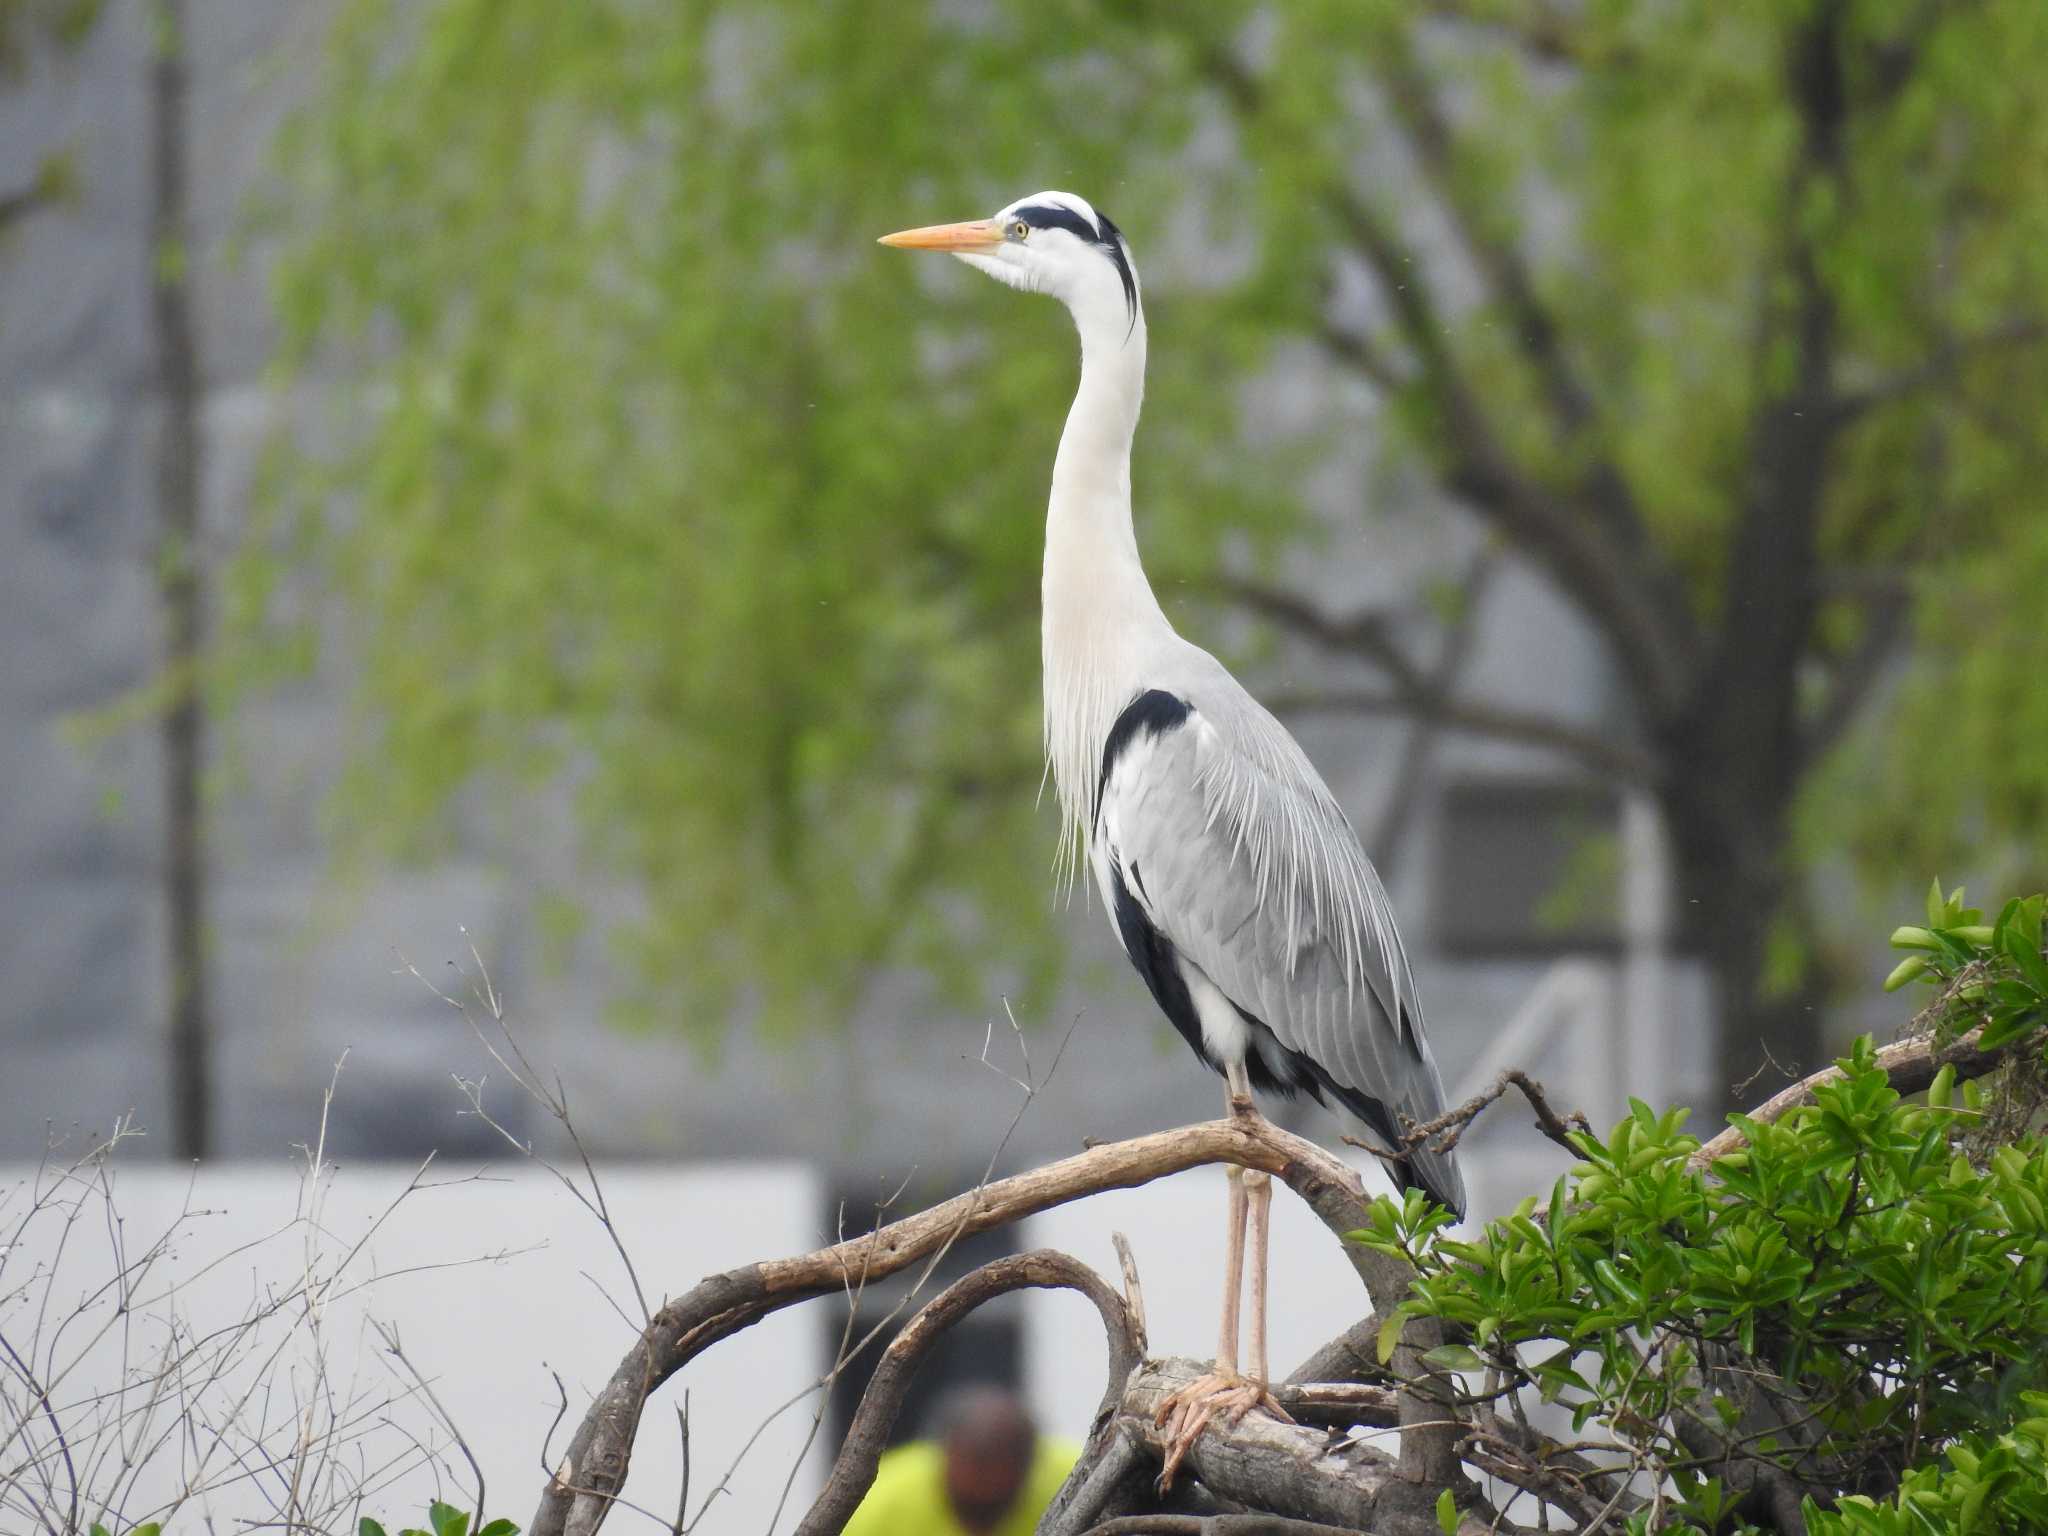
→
(0, 1158, 826, 1534)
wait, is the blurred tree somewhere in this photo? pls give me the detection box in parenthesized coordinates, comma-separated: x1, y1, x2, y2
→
(150, 0, 210, 1157)
(248, 0, 2048, 1099)
(0, 1, 102, 239)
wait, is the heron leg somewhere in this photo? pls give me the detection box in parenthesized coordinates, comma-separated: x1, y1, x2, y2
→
(1243, 1166, 1273, 1388)
(1216, 1164, 1248, 1374)
(1215, 1063, 1257, 1370)
(1225, 1057, 1257, 1120)
(1154, 1065, 1292, 1490)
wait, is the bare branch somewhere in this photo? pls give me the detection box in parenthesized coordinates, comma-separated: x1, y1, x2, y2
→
(1263, 685, 1658, 789)
(1402, 1069, 1591, 1158)
(532, 1115, 1411, 1536)
(1798, 573, 1912, 770)
(1116, 1358, 1412, 1532)
(1284, 1315, 1392, 1390)
(670, 1395, 689, 1536)
(1831, 318, 2048, 424)
(1112, 1232, 1148, 1358)
(793, 1250, 1140, 1536)
(1187, 34, 1698, 715)
(1691, 1023, 2007, 1172)
(1206, 576, 1426, 689)
(1468, 1407, 1647, 1529)
(1416, 0, 1620, 68)
(1317, 181, 1697, 714)
(1079, 1513, 1379, 1536)
(370, 1320, 488, 1530)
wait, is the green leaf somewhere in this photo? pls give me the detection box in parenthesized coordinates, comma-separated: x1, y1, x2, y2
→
(478, 1522, 520, 1536)
(1885, 955, 1929, 991)
(1437, 1486, 1460, 1536)
(1422, 1343, 1485, 1372)
(361, 1522, 390, 1536)
(1376, 1307, 1408, 1365)
(429, 1504, 470, 1536)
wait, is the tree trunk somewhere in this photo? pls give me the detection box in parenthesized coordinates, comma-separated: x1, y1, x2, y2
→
(151, 0, 210, 1160)
(1662, 771, 1825, 1119)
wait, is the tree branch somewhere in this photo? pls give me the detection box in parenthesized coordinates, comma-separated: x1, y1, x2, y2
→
(1080, 1514, 1379, 1536)
(1317, 183, 1695, 716)
(1373, 33, 1702, 677)
(1115, 1359, 1412, 1532)
(1467, 1408, 1647, 1529)
(793, 1250, 1141, 1536)
(1262, 686, 1658, 789)
(1400, 1069, 1591, 1159)
(532, 1115, 1412, 1536)
(1797, 572, 1912, 770)
(0, 183, 45, 233)
(1830, 318, 2048, 424)
(1690, 1023, 2006, 1172)
(1285, 1315, 1393, 1390)
(1416, 0, 1625, 68)
(1189, 36, 1697, 716)
(1204, 576, 1425, 689)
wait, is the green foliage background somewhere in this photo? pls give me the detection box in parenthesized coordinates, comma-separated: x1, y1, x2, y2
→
(242, 0, 2048, 1042)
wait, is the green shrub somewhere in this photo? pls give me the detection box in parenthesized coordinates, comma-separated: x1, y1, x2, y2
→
(1355, 887, 2048, 1532)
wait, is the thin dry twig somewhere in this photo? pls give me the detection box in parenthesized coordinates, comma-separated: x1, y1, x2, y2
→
(1401, 1069, 1592, 1158)
(0, 1075, 501, 1536)
(1111, 1232, 1148, 1357)
(792, 1250, 1141, 1536)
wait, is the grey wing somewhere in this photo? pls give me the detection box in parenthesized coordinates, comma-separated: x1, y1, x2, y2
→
(1098, 688, 1465, 1214)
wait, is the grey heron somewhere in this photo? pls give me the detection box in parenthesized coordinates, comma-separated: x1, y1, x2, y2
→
(881, 192, 1465, 1451)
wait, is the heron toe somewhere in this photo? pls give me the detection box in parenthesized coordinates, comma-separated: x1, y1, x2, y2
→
(1152, 1368, 1293, 1491)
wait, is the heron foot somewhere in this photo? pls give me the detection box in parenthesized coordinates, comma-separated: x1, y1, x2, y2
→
(1152, 1368, 1292, 1491)
(1227, 1092, 1258, 1121)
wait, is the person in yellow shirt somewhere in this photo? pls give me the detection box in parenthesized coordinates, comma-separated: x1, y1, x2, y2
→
(843, 1386, 1077, 1536)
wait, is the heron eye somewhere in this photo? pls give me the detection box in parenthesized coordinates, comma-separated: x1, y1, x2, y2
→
(1009, 219, 1030, 241)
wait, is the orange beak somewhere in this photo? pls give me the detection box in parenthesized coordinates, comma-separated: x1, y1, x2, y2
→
(877, 218, 1005, 252)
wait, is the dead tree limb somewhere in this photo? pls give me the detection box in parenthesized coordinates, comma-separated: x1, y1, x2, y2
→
(1079, 1514, 1378, 1535)
(1401, 1069, 1590, 1158)
(1285, 1315, 1393, 1389)
(1113, 1359, 1412, 1531)
(1466, 1409, 1646, 1529)
(532, 1115, 1418, 1536)
(1689, 1024, 2002, 1171)
(795, 1251, 1141, 1536)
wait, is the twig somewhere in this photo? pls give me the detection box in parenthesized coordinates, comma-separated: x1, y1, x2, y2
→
(406, 938, 653, 1325)
(1079, 1516, 1376, 1535)
(0, 1328, 73, 1536)
(1401, 1070, 1590, 1157)
(791, 1251, 1141, 1536)
(1111, 1232, 1148, 1357)
(370, 1319, 486, 1529)
(671, 1395, 688, 1536)
(746, 1005, 1080, 1536)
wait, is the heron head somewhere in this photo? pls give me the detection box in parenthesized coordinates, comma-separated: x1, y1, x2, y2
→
(880, 190, 1138, 332)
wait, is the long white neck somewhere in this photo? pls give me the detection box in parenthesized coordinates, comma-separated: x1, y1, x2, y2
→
(1042, 290, 1172, 875)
